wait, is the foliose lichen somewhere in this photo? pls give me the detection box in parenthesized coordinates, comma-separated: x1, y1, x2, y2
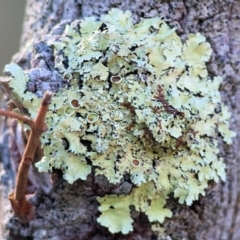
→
(4, 9, 235, 234)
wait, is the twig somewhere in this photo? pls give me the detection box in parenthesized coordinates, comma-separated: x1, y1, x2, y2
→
(0, 91, 52, 223)
(0, 109, 35, 128)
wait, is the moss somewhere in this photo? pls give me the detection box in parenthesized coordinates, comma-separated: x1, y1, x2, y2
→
(4, 9, 235, 234)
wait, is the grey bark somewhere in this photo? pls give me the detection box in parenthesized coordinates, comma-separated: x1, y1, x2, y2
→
(0, 0, 240, 239)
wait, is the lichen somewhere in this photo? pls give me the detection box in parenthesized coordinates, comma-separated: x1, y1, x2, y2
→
(4, 9, 235, 234)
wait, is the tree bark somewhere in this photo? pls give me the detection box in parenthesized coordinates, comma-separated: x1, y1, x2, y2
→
(1, 0, 240, 239)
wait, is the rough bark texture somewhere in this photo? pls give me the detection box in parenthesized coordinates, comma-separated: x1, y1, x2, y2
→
(0, 0, 240, 239)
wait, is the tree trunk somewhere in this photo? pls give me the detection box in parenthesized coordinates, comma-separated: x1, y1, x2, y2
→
(1, 0, 240, 239)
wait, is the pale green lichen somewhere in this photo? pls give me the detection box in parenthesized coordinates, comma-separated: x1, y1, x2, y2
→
(4, 9, 236, 234)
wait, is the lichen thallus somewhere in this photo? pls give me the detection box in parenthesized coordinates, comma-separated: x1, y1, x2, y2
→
(0, 91, 52, 223)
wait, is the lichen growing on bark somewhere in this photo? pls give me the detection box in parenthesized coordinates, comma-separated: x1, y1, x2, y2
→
(3, 9, 235, 234)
